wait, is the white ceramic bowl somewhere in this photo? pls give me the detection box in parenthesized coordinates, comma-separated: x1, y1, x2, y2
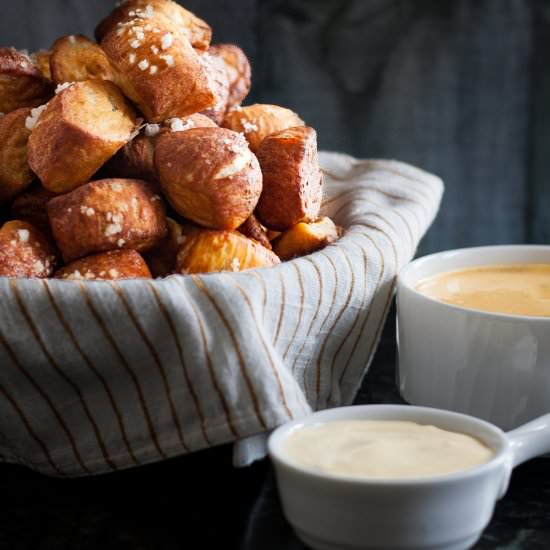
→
(397, 245, 550, 430)
(268, 404, 550, 550)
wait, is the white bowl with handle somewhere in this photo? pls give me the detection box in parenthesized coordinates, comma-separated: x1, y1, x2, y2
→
(268, 404, 550, 550)
(397, 245, 550, 430)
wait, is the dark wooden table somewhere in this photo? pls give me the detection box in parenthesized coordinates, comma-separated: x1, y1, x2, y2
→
(1, 308, 549, 550)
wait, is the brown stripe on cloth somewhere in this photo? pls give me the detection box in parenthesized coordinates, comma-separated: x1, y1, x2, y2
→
(78, 283, 167, 460)
(315, 247, 356, 408)
(10, 280, 96, 473)
(331, 231, 385, 398)
(42, 280, 138, 466)
(332, 198, 416, 252)
(0, 378, 62, 475)
(147, 283, 211, 446)
(330, 225, 398, 404)
(283, 263, 305, 362)
(224, 275, 293, 421)
(324, 238, 369, 402)
(191, 275, 268, 431)
(182, 286, 240, 439)
(309, 252, 338, 408)
(292, 257, 324, 400)
(250, 271, 268, 323)
(273, 270, 286, 347)
(112, 283, 190, 453)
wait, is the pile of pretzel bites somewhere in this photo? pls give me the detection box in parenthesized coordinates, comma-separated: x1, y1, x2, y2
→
(0, 0, 340, 280)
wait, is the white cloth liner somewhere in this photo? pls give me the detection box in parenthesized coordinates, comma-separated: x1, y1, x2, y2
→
(0, 152, 443, 476)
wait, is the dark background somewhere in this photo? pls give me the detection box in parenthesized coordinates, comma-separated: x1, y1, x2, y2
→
(1, 1, 550, 549)
(2, 0, 549, 253)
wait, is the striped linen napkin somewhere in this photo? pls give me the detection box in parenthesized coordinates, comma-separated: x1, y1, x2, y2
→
(0, 152, 443, 476)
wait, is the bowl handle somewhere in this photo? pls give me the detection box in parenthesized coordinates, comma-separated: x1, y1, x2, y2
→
(506, 414, 550, 467)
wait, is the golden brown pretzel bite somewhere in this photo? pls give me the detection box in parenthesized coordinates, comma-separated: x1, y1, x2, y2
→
(155, 127, 262, 230)
(0, 220, 56, 278)
(199, 53, 230, 125)
(55, 249, 151, 280)
(208, 44, 251, 108)
(50, 35, 115, 84)
(0, 48, 53, 114)
(10, 184, 56, 236)
(143, 217, 185, 277)
(222, 104, 304, 153)
(272, 217, 340, 261)
(255, 126, 323, 230)
(27, 80, 138, 194)
(101, 11, 216, 122)
(238, 214, 272, 250)
(102, 113, 216, 183)
(47, 178, 167, 262)
(0, 107, 34, 204)
(30, 50, 52, 81)
(95, 0, 211, 51)
(175, 229, 280, 274)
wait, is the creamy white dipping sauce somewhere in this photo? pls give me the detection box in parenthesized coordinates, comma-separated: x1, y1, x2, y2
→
(284, 420, 494, 479)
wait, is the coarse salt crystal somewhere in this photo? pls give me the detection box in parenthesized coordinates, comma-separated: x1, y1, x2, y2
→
(138, 59, 149, 71)
(117, 238, 126, 247)
(80, 206, 95, 216)
(144, 123, 161, 137)
(84, 272, 96, 280)
(128, 52, 136, 64)
(55, 81, 74, 94)
(112, 213, 123, 224)
(149, 65, 158, 75)
(105, 223, 122, 236)
(231, 258, 241, 272)
(150, 195, 161, 202)
(169, 118, 193, 132)
(150, 45, 159, 54)
(108, 269, 119, 278)
(111, 182, 123, 192)
(25, 104, 47, 130)
(160, 54, 174, 67)
(241, 119, 258, 133)
(161, 33, 173, 50)
(33, 260, 45, 273)
(130, 39, 141, 49)
(68, 35, 76, 44)
(17, 229, 29, 242)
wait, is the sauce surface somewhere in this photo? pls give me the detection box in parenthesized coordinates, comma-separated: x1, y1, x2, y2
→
(284, 420, 494, 479)
(415, 263, 550, 317)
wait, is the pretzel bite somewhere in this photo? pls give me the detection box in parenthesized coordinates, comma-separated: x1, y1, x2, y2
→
(55, 249, 151, 280)
(0, 220, 56, 278)
(199, 54, 230, 125)
(10, 184, 56, 235)
(31, 50, 52, 81)
(50, 35, 115, 84)
(255, 126, 323, 230)
(272, 217, 340, 261)
(238, 215, 272, 250)
(47, 178, 167, 262)
(209, 44, 251, 108)
(95, 0, 211, 51)
(27, 80, 138, 194)
(101, 12, 216, 122)
(102, 114, 216, 183)
(175, 229, 280, 274)
(222, 104, 304, 153)
(155, 128, 262, 230)
(0, 107, 34, 204)
(143, 217, 186, 277)
(0, 48, 53, 114)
